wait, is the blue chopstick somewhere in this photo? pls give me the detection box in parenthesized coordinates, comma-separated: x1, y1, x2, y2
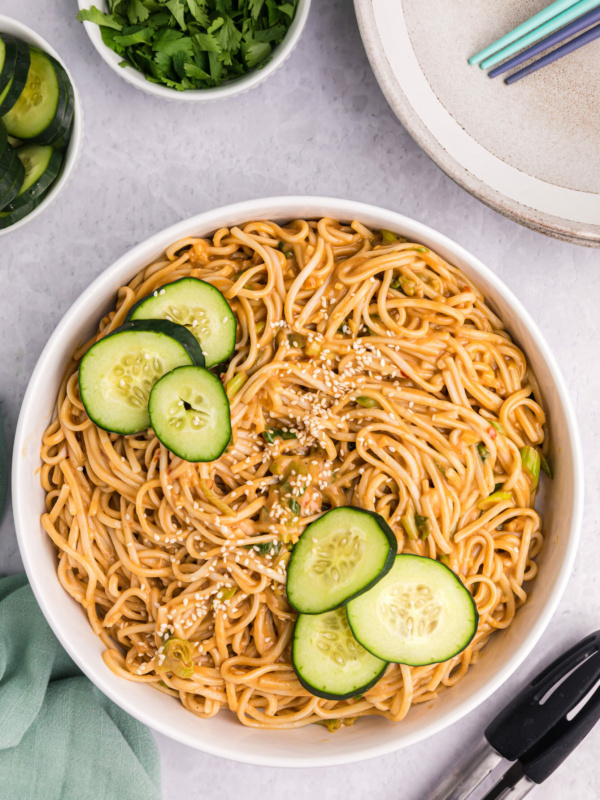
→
(480, 0, 600, 69)
(468, 0, 583, 65)
(505, 20, 600, 84)
(489, 5, 600, 78)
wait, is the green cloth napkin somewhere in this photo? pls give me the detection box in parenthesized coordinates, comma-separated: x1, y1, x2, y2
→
(0, 574, 162, 800)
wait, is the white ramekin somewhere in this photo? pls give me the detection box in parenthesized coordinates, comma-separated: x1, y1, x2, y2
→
(0, 15, 83, 237)
(76, 0, 311, 103)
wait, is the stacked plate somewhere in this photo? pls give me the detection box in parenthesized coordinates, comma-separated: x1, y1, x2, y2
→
(355, 0, 600, 246)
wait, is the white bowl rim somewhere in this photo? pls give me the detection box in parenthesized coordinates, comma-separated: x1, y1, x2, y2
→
(0, 14, 84, 236)
(12, 196, 584, 767)
(75, 0, 311, 102)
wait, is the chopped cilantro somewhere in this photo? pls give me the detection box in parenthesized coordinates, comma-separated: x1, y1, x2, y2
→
(76, 0, 297, 90)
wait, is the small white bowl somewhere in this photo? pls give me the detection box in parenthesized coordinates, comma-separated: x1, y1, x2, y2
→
(76, 0, 311, 102)
(13, 197, 583, 767)
(0, 15, 83, 237)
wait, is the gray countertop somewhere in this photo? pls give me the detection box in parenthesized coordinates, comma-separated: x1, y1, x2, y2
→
(1, 1, 599, 798)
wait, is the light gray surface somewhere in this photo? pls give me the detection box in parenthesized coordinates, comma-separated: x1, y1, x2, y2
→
(1, 1, 599, 798)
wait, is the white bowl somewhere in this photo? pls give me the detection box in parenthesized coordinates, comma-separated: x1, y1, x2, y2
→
(76, 0, 311, 102)
(13, 197, 583, 767)
(0, 15, 83, 236)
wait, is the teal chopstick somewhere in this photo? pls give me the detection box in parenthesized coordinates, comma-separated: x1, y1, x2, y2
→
(480, 0, 600, 69)
(468, 0, 582, 65)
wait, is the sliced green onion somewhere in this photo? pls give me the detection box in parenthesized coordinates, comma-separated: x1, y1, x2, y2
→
(381, 229, 397, 244)
(226, 372, 247, 398)
(401, 505, 418, 540)
(255, 320, 266, 335)
(323, 719, 343, 732)
(477, 443, 490, 461)
(244, 540, 282, 556)
(305, 339, 322, 357)
(288, 498, 301, 516)
(390, 278, 401, 289)
(263, 428, 297, 444)
(288, 332, 305, 348)
(158, 638, 194, 679)
(520, 446, 541, 490)
(478, 490, 512, 510)
(356, 396, 379, 408)
(489, 419, 505, 434)
(413, 246, 429, 253)
(540, 452, 553, 479)
(414, 514, 431, 540)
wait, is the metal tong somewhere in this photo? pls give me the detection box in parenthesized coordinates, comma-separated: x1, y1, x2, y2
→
(430, 631, 600, 800)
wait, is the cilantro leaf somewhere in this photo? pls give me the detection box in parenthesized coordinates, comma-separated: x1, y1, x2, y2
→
(76, 6, 123, 30)
(113, 25, 154, 46)
(127, 0, 150, 24)
(244, 40, 270, 68)
(166, 0, 188, 30)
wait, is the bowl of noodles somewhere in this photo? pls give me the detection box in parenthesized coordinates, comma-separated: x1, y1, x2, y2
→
(13, 197, 582, 766)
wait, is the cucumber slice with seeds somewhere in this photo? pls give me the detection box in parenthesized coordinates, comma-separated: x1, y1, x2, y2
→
(347, 554, 478, 666)
(79, 320, 204, 435)
(286, 507, 397, 614)
(128, 278, 237, 368)
(0, 37, 30, 116)
(5, 144, 63, 211)
(148, 366, 231, 462)
(2, 49, 61, 140)
(292, 608, 388, 700)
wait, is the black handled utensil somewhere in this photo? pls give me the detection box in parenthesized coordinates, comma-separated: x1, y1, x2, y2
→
(430, 632, 600, 800)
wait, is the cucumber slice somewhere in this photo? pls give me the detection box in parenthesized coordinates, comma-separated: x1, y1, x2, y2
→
(0, 196, 39, 229)
(347, 555, 479, 666)
(128, 278, 237, 368)
(79, 321, 204, 435)
(0, 37, 29, 116)
(5, 144, 63, 211)
(148, 366, 231, 462)
(0, 120, 7, 160)
(2, 49, 61, 140)
(0, 152, 25, 211)
(286, 507, 397, 614)
(0, 34, 18, 98)
(292, 608, 388, 700)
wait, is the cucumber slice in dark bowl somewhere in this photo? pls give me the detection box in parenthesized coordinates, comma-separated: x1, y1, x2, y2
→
(5, 143, 63, 211)
(127, 278, 237, 368)
(2, 48, 64, 142)
(286, 507, 397, 614)
(0, 195, 39, 229)
(0, 34, 18, 98)
(0, 150, 25, 211)
(79, 320, 205, 435)
(292, 607, 388, 700)
(0, 37, 30, 116)
(346, 554, 479, 666)
(148, 366, 231, 462)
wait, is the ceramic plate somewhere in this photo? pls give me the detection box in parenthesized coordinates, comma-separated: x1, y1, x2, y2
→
(354, 0, 600, 246)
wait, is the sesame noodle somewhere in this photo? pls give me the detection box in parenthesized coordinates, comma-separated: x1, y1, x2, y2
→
(40, 218, 546, 729)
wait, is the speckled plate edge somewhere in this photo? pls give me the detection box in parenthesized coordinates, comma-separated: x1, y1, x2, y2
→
(354, 0, 600, 247)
